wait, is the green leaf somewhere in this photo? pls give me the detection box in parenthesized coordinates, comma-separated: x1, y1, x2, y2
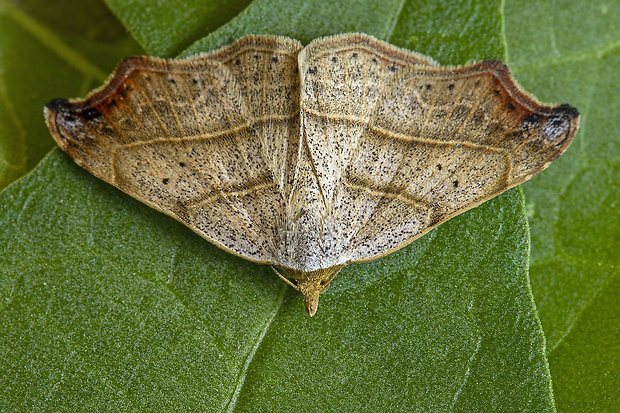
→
(0, 0, 143, 190)
(0, 154, 551, 410)
(548, 273, 620, 412)
(4, 0, 615, 410)
(104, 0, 254, 57)
(504, 1, 620, 410)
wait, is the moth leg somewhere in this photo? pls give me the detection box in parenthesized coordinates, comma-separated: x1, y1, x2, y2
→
(270, 265, 299, 290)
(319, 267, 344, 293)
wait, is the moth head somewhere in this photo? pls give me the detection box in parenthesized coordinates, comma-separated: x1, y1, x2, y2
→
(297, 280, 322, 317)
(270, 265, 344, 316)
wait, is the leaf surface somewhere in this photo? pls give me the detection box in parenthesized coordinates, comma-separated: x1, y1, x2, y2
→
(105, 0, 254, 56)
(0, 0, 143, 189)
(2, 0, 615, 411)
(504, 1, 620, 409)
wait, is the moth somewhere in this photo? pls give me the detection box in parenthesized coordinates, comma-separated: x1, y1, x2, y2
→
(45, 33, 579, 315)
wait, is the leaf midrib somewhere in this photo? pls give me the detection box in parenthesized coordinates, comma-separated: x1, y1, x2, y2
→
(1, 0, 107, 82)
(224, 283, 287, 412)
(217, 4, 420, 407)
(207, 1, 518, 407)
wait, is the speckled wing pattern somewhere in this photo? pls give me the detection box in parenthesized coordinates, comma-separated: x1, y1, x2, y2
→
(45, 35, 303, 263)
(298, 35, 579, 265)
(45, 33, 580, 274)
(281, 34, 437, 271)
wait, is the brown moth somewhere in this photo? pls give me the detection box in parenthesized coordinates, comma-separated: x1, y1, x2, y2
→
(45, 33, 579, 316)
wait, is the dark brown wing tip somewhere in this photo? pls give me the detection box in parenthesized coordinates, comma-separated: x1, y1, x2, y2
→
(555, 103, 580, 120)
(44, 97, 102, 130)
(44, 96, 103, 159)
(46, 97, 69, 111)
(45, 97, 102, 120)
(549, 103, 580, 142)
(552, 103, 580, 157)
(44, 98, 70, 142)
(479, 60, 581, 140)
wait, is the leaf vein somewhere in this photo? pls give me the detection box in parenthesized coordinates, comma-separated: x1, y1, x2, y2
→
(224, 283, 286, 413)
